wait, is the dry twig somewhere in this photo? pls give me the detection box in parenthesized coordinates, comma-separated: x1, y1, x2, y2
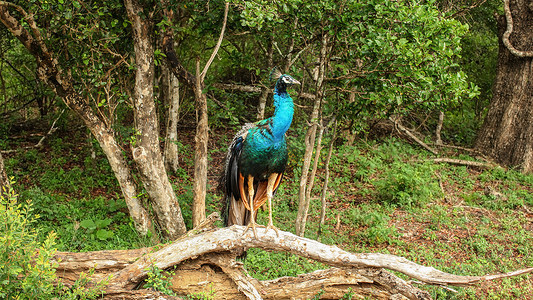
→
(390, 117, 438, 155)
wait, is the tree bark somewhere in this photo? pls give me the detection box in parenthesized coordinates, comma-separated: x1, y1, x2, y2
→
(192, 60, 209, 227)
(475, 0, 533, 172)
(0, 2, 151, 235)
(125, 0, 187, 239)
(0, 151, 10, 196)
(163, 66, 180, 174)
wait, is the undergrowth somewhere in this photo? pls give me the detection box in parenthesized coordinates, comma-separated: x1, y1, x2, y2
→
(0, 185, 107, 299)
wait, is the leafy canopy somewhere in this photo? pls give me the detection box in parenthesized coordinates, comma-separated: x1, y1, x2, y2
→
(234, 0, 479, 130)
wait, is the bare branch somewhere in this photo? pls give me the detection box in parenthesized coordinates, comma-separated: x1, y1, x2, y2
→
(390, 117, 439, 155)
(212, 82, 316, 99)
(2, 109, 65, 154)
(213, 83, 262, 93)
(200, 2, 229, 81)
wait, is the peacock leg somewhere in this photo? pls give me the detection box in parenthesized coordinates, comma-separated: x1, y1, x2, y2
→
(243, 175, 261, 238)
(265, 173, 280, 236)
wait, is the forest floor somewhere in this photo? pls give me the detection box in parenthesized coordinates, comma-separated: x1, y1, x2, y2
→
(4, 117, 533, 299)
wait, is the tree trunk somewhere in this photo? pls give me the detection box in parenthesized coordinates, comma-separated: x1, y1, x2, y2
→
(299, 118, 325, 236)
(0, 3, 152, 235)
(0, 151, 10, 196)
(163, 67, 180, 174)
(192, 60, 208, 227)
(318, 118, 336, 241)
(475, 0, 533, 172)
(125, 0, 187, 239)
(435, 111, 444, 145)
(95, 126, 152, 236)
(295, 33, 328, 236)
(163, 2, 228, 227)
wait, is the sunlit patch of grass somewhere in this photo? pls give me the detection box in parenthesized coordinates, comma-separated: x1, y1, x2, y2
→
(21, 187, 152, 251)
(244, 249, 325, 281)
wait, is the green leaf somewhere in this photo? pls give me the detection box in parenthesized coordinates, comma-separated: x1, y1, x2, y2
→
(95, 218, 112, 229)
(80, 219, 96, 230)
(96, 229, 114, 240)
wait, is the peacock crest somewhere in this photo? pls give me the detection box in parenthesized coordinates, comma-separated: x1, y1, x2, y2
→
(269, 67, 283, 82)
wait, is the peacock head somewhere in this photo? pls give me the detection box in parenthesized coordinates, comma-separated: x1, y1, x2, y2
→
(270, 68, 300, 94)
(278, 74, 300, 87)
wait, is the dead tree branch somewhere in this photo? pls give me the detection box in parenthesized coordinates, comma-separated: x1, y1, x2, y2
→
(199, 2, 228, 81)
(98, 226, 533, 289)
(212, 82, 316, 99)
(51, 225, 532, 299)
(431, 158, 496, 169)
(390, 117, 438, 155)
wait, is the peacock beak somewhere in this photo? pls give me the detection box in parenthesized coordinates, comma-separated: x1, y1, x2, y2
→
(291, 79, 301, 85)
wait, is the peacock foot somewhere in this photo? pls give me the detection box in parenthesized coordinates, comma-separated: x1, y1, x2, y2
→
(243, 221, 265, 238)
(265, 222, 280, 237)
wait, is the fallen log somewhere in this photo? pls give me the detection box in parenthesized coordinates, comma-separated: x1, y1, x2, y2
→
(52, 225, 533, 300)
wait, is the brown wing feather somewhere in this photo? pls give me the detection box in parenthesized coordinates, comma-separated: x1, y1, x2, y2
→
(238, 172, 251, 211)
(252, 172, 284, 211)
(253, 181, 269, 211)
(272, 172, 283, 191)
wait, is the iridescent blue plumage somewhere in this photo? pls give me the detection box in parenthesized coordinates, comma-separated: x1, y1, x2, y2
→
(220, 73, 300, 237)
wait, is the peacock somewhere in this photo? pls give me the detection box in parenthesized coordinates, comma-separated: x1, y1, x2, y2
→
(219, 70, 300, 237)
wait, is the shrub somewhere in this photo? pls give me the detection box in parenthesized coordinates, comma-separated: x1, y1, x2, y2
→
(143, 265, 177, 296)
(374, 162, 441, 208)
(0, 187, 58, 299)
(0, 186, 106, 299)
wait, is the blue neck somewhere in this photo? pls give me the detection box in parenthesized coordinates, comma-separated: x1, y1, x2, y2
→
(271, 90, 294, 141)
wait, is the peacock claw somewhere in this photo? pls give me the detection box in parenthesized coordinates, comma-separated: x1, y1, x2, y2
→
(265, 222, 280, 237)
(243, 221, 265, 238)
